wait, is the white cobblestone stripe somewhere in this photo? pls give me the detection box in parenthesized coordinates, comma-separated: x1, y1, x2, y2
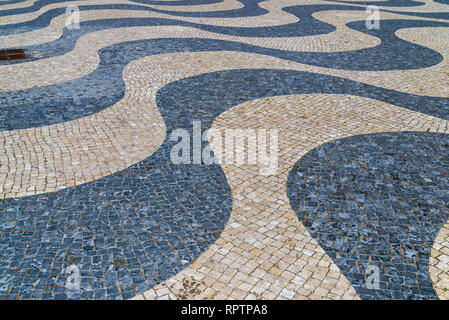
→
(430, 221, 449, 299)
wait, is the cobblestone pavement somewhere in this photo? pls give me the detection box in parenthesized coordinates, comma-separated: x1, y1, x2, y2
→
(0, 0, 448, 300)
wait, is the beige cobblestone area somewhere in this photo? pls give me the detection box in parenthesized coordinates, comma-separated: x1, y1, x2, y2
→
(430, 221, 449, 299)
(132, 94, 449, 300)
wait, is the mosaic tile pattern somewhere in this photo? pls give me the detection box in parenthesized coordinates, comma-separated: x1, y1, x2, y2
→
(135, 93, 448, 300)
(287, 132, 449, 299)
(1, 0, 449, 300)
